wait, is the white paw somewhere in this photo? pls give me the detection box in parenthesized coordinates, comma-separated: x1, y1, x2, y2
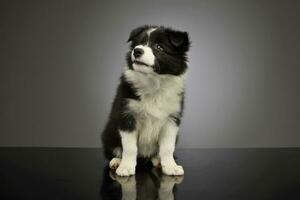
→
(116, 164, 136, 176)
(109, 158, 121, 170)
(162, 163, 184, 176)
(151, 156, 161, 168)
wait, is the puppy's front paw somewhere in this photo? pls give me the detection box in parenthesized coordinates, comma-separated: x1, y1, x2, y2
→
(116, 163, 136, 176)
(109, 157, 121, 170)
(162, 163, 184, 176)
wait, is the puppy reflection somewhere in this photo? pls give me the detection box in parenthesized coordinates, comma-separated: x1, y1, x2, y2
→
(101, 164, 183, 200)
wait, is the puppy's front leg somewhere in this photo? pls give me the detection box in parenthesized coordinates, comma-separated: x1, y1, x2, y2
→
(159, 120, 184, 175)
(116, 130, 137, 176)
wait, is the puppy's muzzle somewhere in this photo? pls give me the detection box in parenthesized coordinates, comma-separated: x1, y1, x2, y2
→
(133, 48, 144, 58)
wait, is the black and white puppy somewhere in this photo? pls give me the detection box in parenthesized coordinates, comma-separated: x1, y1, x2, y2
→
(101, 25, 190, 176)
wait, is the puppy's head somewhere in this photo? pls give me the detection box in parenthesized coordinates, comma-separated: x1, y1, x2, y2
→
(126, 25, 190, 76)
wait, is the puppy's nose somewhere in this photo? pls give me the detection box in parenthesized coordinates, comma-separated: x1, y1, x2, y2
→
(133, 48, 144, 58)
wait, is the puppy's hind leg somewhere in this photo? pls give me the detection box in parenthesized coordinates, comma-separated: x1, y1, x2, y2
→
(151, 155, 161, 168)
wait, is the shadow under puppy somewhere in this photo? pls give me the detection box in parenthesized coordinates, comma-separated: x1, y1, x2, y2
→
(101, 25, 190, 176)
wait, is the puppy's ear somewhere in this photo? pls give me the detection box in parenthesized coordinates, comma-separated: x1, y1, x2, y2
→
(167, 30, 190, 52)
(127, 25, 149, 42)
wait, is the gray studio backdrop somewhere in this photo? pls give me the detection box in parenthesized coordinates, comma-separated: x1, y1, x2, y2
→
(1, 0, 299, 148)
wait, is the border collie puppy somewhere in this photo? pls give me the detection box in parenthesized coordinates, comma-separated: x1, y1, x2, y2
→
(101, 25, 190, 176)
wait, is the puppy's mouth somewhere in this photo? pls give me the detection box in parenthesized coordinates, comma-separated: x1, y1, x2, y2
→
(133, 60, 149, 67)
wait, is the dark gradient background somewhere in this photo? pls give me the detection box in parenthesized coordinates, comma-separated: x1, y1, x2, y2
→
(1, 0, 299, 148)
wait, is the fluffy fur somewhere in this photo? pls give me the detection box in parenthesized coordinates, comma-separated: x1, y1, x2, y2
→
(101, 25, 190, 176)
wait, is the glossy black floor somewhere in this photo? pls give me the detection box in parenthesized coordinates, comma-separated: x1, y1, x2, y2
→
(0, 148, 300, 199)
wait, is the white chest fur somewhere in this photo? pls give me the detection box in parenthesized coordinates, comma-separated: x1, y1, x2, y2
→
(124, 70, 185, 157)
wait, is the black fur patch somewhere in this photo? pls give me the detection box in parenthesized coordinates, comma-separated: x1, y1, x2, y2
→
(119, 75, 140, 100)
(169, 114, 181, 126)
(119, 112, 136, 132)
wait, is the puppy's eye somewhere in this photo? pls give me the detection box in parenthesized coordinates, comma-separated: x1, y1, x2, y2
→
(154, 44, 164, 52)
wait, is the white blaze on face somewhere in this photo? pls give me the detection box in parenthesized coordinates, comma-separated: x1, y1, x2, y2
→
(131, 28, 157, 73)
(146, 28, 156, 45)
